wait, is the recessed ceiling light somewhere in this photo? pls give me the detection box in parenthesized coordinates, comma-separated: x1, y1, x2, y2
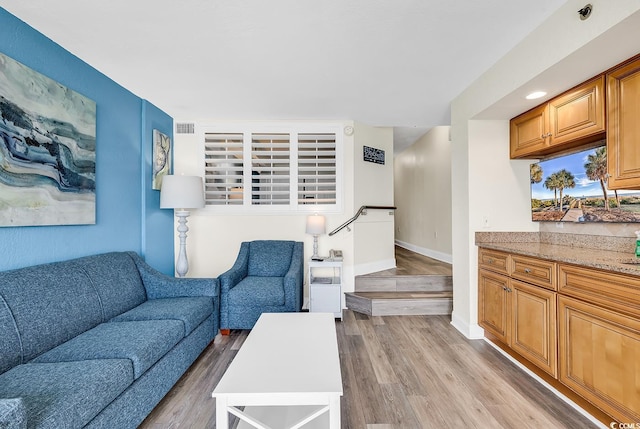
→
(526, 91, 547, 100)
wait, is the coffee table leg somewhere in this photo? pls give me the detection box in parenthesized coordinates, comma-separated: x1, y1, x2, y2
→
(329, 395, 341, 428)
(216, 396, 229, 428)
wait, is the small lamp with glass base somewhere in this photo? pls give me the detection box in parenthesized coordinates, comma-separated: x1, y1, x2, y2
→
(306, 214, 326, 260)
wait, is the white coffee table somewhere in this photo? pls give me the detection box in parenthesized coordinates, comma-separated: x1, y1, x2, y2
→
(212, 312, 343, 429)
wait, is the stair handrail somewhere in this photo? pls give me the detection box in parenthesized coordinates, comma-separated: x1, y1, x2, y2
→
(328, 205, 396, 236)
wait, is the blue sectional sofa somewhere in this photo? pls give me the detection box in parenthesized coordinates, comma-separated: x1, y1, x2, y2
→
(0, 252, 219, 429)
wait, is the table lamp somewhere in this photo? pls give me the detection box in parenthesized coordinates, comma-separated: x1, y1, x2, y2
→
(160, 175, 205, 277)
(306, 214, 326, 260)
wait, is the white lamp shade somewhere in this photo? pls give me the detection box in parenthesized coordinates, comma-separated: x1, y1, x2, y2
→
(306, 214, 326, 235)
(160, 175, 205, 209)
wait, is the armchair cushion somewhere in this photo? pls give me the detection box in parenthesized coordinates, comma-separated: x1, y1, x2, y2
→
(247, 241, 295, 277)
(228, 277, 285, 307)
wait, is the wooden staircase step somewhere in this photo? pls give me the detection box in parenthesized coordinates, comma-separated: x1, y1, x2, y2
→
(345, 291, 453, 316)
(355, 274, 452, 293)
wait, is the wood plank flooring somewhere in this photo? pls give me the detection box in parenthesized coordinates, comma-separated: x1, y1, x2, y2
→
(140, 311, 599, 429)
(359, 246, 452, 277)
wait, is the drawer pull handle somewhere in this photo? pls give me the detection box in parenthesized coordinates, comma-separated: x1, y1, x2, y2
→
(487, 258, 494, 264)
(524, 268, 532, 274)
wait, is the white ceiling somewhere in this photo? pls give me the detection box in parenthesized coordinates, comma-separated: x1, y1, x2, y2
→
(0, 0, 567, 152)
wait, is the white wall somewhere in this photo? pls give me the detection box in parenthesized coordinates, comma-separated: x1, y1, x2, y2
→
(394, 126, 452, 262)
(450, 0, 640, 339)
(352, 123, 395, 275)
(171, 120, 393, 304)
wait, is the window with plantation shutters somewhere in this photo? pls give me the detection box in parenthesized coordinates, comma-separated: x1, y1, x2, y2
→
(203, 133, 244, 205)
(251, 133, 290, 205)
(201, 123, 342, 212)
(298, 133, 337, 205)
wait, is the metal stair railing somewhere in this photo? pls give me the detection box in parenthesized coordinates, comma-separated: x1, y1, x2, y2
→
(328, 205, 396, 236)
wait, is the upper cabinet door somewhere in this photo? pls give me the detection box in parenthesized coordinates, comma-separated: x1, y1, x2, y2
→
(607, 56, 640, 190)
(548, 76, 605, 147)
(510, 104, 548, 158)
(510, 75, 606, 159)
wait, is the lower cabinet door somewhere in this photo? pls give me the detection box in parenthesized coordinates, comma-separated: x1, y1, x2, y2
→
(478, 269, 510, 344)
(310, 284, 341, 316)
(510, 279, 557, 377)
(558, 295, 640, 422)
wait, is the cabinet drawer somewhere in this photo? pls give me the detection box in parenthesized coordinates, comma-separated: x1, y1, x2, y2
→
(558, 295, 640, 422)
(511, 254, 556, 290)
(558, 263, 640, 316)
(478, 248, 510, 275)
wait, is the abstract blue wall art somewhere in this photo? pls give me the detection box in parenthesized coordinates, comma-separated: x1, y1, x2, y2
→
(0, 51, 96, 227)
(152, 129, 171, 190)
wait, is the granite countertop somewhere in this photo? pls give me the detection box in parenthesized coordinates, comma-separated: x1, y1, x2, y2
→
(475, 232, 640, 276)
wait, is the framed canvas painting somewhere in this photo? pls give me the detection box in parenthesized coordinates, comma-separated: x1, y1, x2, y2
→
(0, 52, 96, 227)
(152, 129, 171, 190)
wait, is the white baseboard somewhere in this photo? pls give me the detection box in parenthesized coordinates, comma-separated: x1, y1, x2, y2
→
(450, 312, 485, 339)
(483, 339, 607, 429)
(353, 258, 396, 276)
(395, 240, 452, 264)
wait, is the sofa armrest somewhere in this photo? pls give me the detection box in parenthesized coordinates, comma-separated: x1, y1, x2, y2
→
(128, 252, 219, 300)
(283, 242, 304, 310)
(0, 398, 27, 429)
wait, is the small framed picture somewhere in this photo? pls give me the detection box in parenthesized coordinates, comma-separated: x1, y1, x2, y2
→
(152, 130, 171, 190)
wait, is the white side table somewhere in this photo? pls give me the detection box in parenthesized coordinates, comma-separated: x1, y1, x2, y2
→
(308, 259, 343, 320)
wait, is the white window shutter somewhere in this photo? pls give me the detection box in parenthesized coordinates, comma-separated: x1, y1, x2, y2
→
(298, 133, 337, 205)
(204, 133, 244, 205)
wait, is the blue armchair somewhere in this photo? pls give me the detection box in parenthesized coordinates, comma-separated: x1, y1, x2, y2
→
(218, 240, 304, 332)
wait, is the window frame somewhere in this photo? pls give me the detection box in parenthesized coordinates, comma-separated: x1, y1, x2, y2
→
(199, 122, 344, 214)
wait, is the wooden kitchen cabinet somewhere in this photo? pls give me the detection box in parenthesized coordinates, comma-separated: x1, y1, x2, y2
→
(478, 250, 557, 376)
(510, 76, 605, 159)
(607, 55, 640, 189)
(478, 268, 510, 344)
(510, 104, 548, 158)
(510, 279, 557, 377)
(558, 295, 640, 422)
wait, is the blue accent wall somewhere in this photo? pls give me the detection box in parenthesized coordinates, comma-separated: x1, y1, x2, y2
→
(0, 8, 175, 273)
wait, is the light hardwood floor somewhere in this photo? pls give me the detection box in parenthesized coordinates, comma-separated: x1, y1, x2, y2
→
(140, 311, 599, 428)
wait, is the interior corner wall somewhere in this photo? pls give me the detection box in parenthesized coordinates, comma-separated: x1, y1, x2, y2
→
(141, 101, 175, 275)
(449, 1, 640, 339)
(393, 126, 452, 263)
(0, 9, 174, 272)
(352, 122, 395, 274)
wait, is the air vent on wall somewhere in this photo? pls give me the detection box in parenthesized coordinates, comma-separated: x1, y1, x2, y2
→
(176, 123, 195, 134)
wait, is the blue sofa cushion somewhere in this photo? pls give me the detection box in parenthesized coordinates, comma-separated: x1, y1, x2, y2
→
(0, 359, 133, 429)
(0, 260, 102, 363)
(73, 253, 147, 321)
(229, 277, 285, 307)
(0, 398, 26, 429)
(32, 320, 183, 379)
(247, 240, 294, 277)
(110, 297, 214, 336)
(0, 296, 20, 376)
